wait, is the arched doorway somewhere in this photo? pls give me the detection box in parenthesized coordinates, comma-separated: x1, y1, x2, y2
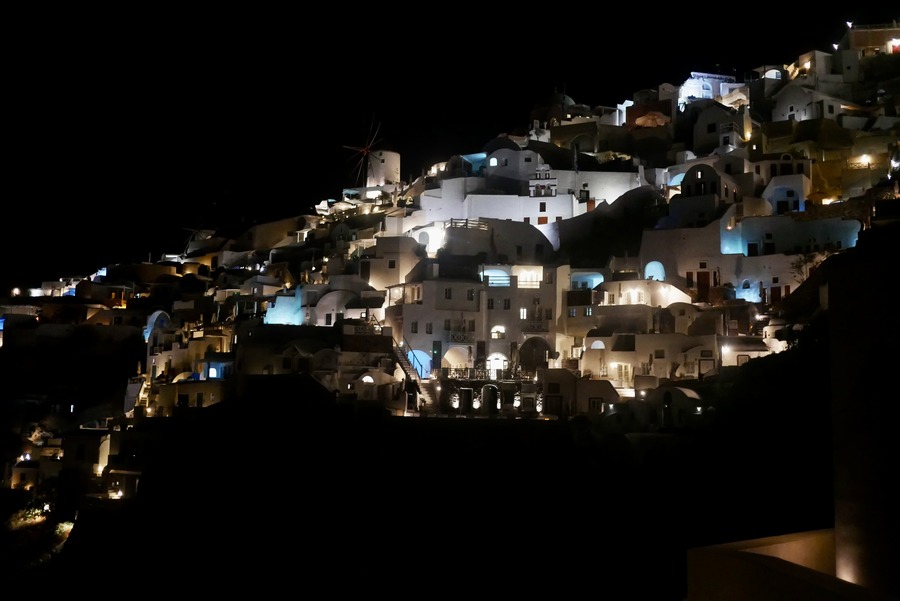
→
(486, 352, 509, 378)
(644, 261, 665, 282)
(407, 349, 431, 379)
(517, 336, 557, 372)
(443, 345, 471, 369)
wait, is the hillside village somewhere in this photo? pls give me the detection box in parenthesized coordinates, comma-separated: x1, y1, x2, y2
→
(1, 20, 898, 599)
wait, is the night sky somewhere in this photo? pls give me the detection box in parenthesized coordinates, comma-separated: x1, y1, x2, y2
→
(4, 11, 895, 294)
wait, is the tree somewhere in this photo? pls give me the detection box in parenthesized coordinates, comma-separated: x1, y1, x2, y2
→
(789, 251, 831, 285)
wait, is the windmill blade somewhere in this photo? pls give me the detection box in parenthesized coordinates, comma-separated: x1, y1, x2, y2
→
(343, 115, 382, 186)
(365, 119, 382, 151)
(342, 142, 369, 186)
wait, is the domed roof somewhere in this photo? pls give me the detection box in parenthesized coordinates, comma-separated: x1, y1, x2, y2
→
(548, 91, 576, 108)
(481, 135, 522, 154)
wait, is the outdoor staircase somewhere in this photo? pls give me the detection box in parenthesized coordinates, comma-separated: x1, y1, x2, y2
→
(392, 337, 436, 413)
(417, 379, 438, 413)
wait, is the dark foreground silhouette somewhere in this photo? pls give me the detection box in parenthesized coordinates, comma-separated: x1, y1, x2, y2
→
(28, 385, 832, 598)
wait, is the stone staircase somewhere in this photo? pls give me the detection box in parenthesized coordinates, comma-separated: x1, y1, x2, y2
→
(392, 338, 436, 413)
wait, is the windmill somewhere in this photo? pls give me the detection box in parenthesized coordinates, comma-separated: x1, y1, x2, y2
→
(181, 225, 215, 256)
(343, 116, 382, 188)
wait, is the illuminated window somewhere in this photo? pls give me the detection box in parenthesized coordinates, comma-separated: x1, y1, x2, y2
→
(520, 307, 527, 319)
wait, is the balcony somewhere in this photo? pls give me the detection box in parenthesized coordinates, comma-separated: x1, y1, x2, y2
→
(448, 331, 475, 343)
(446, 218, 488, 231)
(485, 275, 511, 287)
(521, 321, 548, 333)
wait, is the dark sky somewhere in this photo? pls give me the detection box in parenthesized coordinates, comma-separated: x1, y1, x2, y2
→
(5, 11, 895, 294)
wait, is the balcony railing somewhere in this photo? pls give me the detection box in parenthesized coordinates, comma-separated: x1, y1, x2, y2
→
(448, 331, 475, 343)
(485, 275, 511, 287)
(433, 367, 535, 382)
(446, 218, 488, 231)
(521, 321, 548, 332)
